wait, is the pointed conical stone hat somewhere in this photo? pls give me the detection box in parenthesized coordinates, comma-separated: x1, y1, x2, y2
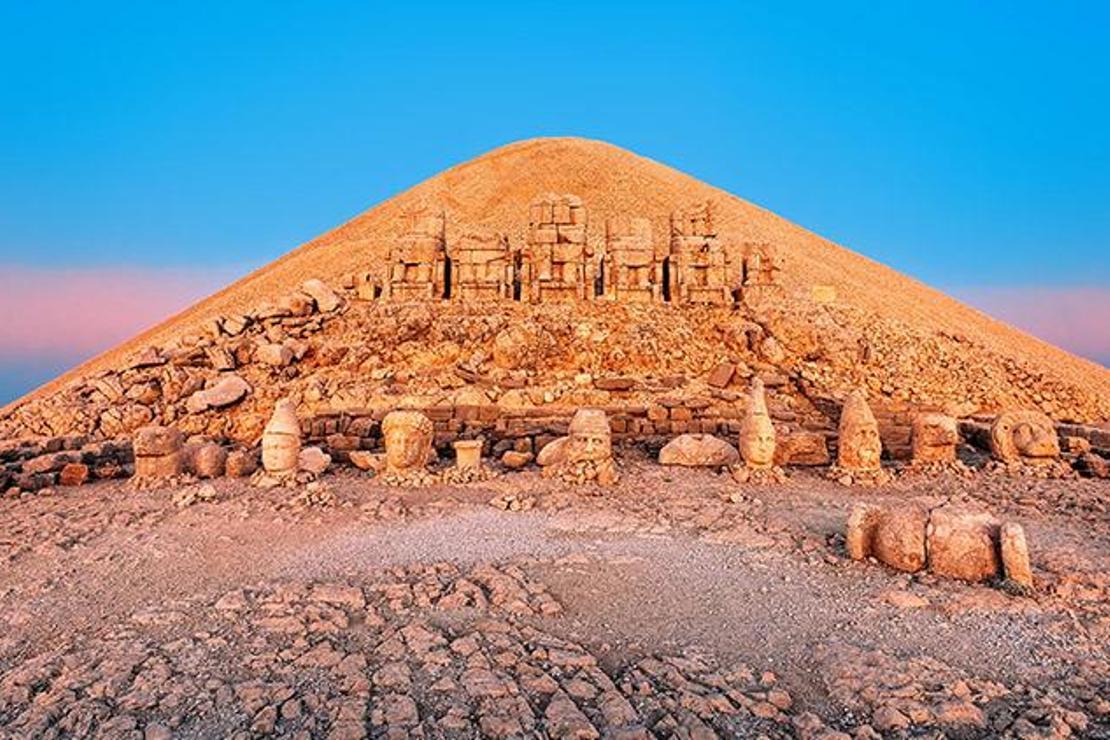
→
(264, 398, 301, 437)
(839, 390, 877, 430)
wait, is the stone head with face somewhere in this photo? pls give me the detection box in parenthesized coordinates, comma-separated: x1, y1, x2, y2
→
(739, 378, 776, 469)
(565, 409, 613, 465)
(911, 412, 958, 464)
(382, 411, 434, 474)
(838, 391, 882, 471)
(990, 410, 1059, 463)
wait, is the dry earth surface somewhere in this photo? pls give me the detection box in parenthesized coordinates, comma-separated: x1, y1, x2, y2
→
(1, 456, 1106, 739)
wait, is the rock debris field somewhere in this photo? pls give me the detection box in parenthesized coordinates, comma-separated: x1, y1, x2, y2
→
(0, 461, 1106, 739)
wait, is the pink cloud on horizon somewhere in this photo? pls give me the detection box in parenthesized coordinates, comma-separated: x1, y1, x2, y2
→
(0, 265, 1106, 369)
(951, 285, 1110, 367)
(0, 265, 240, 361)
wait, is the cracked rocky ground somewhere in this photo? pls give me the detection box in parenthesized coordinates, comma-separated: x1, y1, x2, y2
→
(0, 460, 1106, 738)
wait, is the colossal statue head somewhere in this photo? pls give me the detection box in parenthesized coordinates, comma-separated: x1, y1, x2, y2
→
(738, 378, 776, 469)
(565, 409, 613, 465)
(382, 410, 434, 473)
(837, 391, 882, 471)
(262, 398, 301, 474)
(911, 412, 958, 464)
(990, 410, 1059, 463)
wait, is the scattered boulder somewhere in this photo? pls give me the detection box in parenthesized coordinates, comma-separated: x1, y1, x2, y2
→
(349, 450, 384, 473)
(185, 375, 251, 414)
(257, 343, 294, 367)
(58, 462, 89, 487)
(133, 425, 184, 480)
(298, 447, 332, 476)
(187, 442, 228, 479)
(658, 434, 739, 467)
(300, 279, 341, 312)
(501, 450, 533, 469)
(225, 449, 258, 477)
(926, 506, 1001, 583)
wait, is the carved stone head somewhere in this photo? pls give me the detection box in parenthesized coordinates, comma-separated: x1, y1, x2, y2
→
(911, 413, 958, 464)
(838, 391, 882, 471)
(990, 410, 1059, 463)
(382, 411, 434, 473)
(262, 398, 301, 474)
(565, 409, 612, 465)
(739, 378, 776, 469)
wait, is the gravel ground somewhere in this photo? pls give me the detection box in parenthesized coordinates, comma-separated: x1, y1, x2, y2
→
(0, 466, 1106, 737)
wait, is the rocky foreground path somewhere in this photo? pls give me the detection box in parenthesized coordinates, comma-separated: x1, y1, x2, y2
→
(0, 465, 1106, 738)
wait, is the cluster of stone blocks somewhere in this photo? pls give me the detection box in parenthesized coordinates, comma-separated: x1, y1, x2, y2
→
(374, 197, 782, 306)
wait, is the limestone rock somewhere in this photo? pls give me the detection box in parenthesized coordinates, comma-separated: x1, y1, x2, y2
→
(186, 375, 251, 414)
(775, 432, 830, 466)
(187, 442, 228, 479)
(58, 462, 89, 487)
(298, 446, 332, 475)
(926, 506, 1001, 583)
(257, 343, 294, 367)
(659, 434, 739, 467)
(300, 278, 341, 312)
(225, 449, 258, 477)
(872, 505, 928, 573)
(134, 426, 184, 457)
(911, 413, 958, 464)
(501, 450, 533, 469)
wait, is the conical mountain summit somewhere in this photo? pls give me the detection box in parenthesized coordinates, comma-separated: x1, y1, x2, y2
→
(2, 137, 1107, 454)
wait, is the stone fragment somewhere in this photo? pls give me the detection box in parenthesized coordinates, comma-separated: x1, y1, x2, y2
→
(501, 450, 534, 469)
(999, 522, 1033, 589)
(349, 450, 384, 473)
(185, 374, 251, 413)
(926, 506, 1001, 583)
(58, 462, 89, 487)
(911, 413, 958, 464)
(225, 449, 258, 477)
(257, 343, 294, 367)
(872, 505, 928, 573)
(706, 362, 735, 388)
(300, 278, 341, 312)
(134, 425, 184, 457)
(187, 442, 228, 479)
(297, 446, 332, 475)
(775, 431, 830, 466)
(133, 425, 184, 480)
(658, 434, 739, 467)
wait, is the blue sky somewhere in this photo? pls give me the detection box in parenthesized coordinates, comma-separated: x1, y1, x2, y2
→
(1, 1, 1108, 403)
